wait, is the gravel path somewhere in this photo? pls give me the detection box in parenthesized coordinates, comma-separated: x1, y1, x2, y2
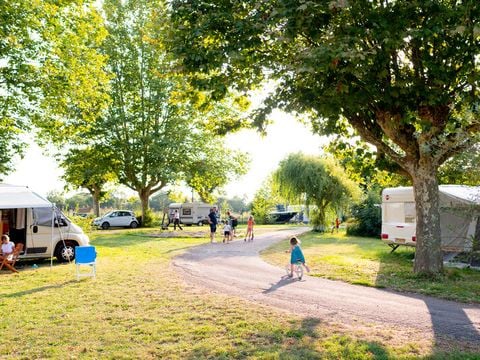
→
(173, 227, 480, 348)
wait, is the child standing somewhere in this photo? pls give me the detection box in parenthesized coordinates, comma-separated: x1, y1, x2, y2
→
(286, 236, 310, 277)
(244, 215, 255, 242)
(222, 220, 232, 243)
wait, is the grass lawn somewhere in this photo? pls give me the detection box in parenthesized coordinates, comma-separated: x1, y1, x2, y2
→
(0, 226, 477, 359)
(261, 230, 480, 304)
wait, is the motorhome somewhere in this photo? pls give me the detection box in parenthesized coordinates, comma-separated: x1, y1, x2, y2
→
(0, 184, 90, 262)
(168, 202, 214, 226)
(381, 185, 480, 252)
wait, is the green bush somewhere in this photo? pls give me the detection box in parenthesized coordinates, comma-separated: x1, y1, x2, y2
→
(138, 209, 158, 227)
(70, 215, 95, 235)
(346, 191, 381, 237)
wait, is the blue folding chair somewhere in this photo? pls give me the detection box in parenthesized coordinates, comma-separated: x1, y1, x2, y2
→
(75, 245, 97, 280)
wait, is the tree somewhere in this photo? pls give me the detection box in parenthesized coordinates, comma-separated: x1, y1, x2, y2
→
(347, 190, 382, 238)
(273, 153, 360, 231)
(438, 144, 480, 185)
(251, 176, 282, 224)
(0, 1, 109, 176)
(185, 140, 249, 203)
(61, 146, 119, 216)
(46, 191, 67, 211)
(324, 132, 409, 191)
(100, 0, 248, 221)
(170, 1, 480, 275)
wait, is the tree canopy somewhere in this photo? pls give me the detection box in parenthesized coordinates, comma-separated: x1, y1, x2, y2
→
(0, 1, 109, 176)
(169, 1, 480, 274)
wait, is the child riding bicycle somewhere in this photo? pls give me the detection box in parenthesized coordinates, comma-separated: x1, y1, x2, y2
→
(286, 236, 310, 277)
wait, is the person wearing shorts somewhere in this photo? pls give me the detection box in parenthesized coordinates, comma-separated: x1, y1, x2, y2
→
(208, 208, 218, 243)
(222, 220, 231, 243)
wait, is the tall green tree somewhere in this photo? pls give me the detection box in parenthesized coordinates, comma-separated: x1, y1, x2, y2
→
(0, 1, 109, 176)
(100, 0, 247, 220)
(61, 146, 119, 217)
(170, 1, 480, 275)
(273, 153, 360, 231)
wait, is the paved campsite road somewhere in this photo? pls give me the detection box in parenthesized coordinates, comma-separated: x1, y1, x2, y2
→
(173, 227, 480, 348)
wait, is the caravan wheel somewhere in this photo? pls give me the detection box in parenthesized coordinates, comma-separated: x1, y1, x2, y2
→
(55, 241, 76, 263)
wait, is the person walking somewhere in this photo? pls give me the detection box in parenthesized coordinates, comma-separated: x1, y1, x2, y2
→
(244, 215, 255, 242)
(208, 207, 218, 243)
(227, 211, 238, 238)
(173, 209, 183, 230)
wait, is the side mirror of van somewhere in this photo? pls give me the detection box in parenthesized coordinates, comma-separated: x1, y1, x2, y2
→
(32, 225, 38, 233)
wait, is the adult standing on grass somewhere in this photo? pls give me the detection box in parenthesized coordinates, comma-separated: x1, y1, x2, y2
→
(173, 209, 183, 231)
(208, 207, 218, 243)
(227, 210, 238, 239)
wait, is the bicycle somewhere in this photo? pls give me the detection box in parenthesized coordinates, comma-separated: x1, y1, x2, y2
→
(285, 261, 304, 280)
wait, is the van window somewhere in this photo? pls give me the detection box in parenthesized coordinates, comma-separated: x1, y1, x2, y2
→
(33, 208, 69, 227)
(182, 208, 192, 216)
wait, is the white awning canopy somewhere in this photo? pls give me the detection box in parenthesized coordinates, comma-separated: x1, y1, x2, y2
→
(0, 184, 52, 209)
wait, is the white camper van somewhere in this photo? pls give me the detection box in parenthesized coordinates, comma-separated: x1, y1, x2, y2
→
(168, 202, 213, 226)
(0, 184, 90, 262)
(381, 185, 480, 252)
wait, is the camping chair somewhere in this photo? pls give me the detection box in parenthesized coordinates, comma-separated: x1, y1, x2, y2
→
(0, 243, 24, 273)
(75, 245, 97, 280)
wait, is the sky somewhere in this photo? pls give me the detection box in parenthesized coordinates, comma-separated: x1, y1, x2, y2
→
(5, 111, 327, 201)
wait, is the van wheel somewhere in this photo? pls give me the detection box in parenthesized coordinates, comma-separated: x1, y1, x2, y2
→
(198, 221, 203, 226)
(101, 222, 110, 230)
(130, 221, 138, 228)
(55, 241, 76, 263)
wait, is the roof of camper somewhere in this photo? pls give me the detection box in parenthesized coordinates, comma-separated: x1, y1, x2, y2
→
(0, 184, 52, 208)
(382, 185, 480, 204)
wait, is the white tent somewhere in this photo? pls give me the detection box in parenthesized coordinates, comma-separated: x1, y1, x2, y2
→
(382, 185, 480, 252)
(0, 184, 52, 208)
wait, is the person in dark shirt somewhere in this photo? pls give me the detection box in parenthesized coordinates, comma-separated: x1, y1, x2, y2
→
(208, 208, 218, 243)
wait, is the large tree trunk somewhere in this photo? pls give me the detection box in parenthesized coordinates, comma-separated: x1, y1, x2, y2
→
(89, 188, 101, 217)
(139, 189, 150, 226)
(92, 194, 100, 217)
(411, 165, 443, 274)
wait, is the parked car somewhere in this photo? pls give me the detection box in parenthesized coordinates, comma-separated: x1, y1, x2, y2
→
(93, 210, 139, 230)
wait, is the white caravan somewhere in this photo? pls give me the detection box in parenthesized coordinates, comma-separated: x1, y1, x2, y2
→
(381, 185, 480, 252)
(0, 184, 90, 262)
(168, 202, 214, 226)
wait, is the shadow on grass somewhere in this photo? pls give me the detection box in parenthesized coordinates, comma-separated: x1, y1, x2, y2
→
(184, 316, 392, 359)
(3, 280, 77, 298)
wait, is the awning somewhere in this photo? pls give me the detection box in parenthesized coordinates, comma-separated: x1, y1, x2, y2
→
(0, 184, 52, 208)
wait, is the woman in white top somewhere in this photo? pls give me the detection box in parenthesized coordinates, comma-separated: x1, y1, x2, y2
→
(0, 234, 15, 261)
